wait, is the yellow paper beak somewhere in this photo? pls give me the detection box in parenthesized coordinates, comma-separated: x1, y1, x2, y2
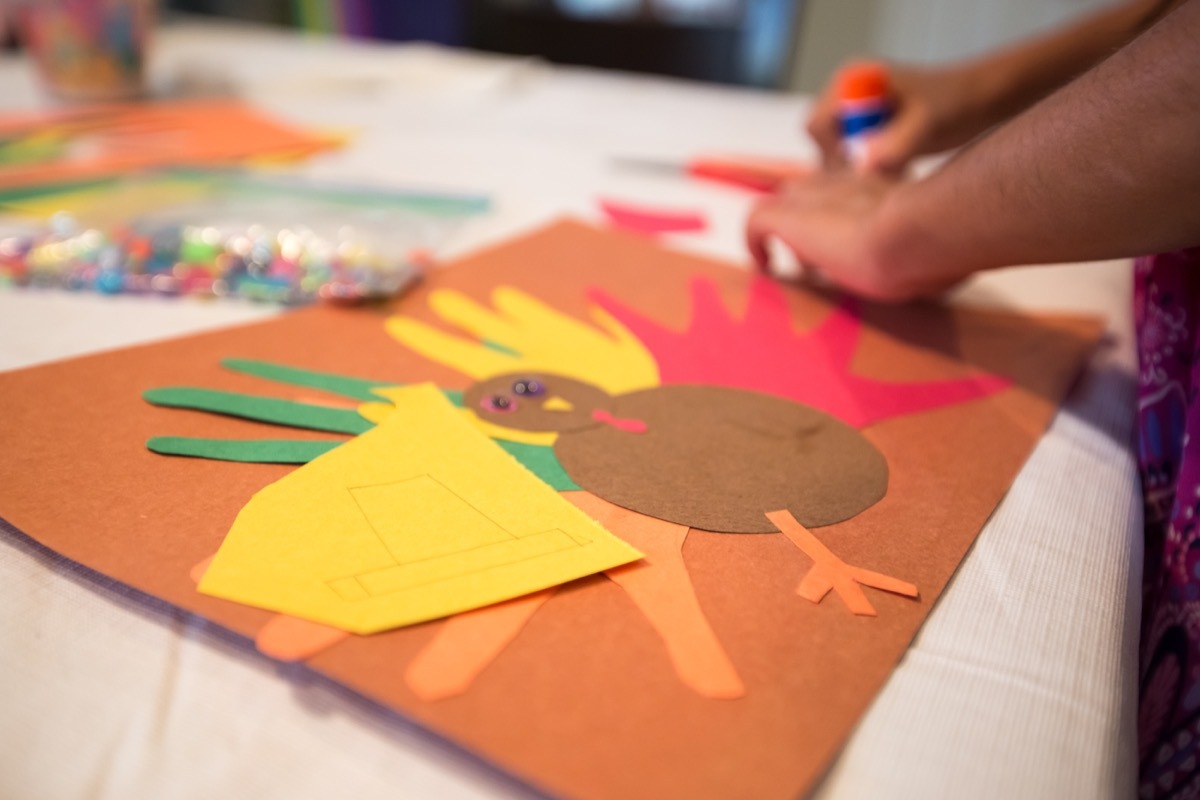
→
(542, 396, 574, 412)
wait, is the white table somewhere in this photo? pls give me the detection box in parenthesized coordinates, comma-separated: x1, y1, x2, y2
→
(0, 17, 1140, 800)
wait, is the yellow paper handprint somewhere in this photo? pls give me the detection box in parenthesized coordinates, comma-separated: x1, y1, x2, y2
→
(387, 287, 660, 395)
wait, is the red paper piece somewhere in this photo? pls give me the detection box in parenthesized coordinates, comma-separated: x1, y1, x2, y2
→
(598, 198, 708, 236)
(590, 408, 647, 433)
(590, 276, 1010, 428)
(687, 156, 811, 192)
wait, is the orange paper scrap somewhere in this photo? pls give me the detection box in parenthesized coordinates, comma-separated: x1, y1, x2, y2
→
(0, 100, 335, 190)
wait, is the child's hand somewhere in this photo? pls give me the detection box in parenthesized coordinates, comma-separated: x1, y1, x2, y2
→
(745, 173, 965, 303)
(805, 61, 993, 175)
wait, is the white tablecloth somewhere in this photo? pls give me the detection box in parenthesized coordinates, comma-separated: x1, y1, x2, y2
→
(0, 18, 1140, 800)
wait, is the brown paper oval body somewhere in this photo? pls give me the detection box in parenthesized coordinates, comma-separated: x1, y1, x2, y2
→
(553, 384, 888, 532)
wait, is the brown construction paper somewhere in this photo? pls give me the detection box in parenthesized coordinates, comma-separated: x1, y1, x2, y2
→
(553, 384, 890, 533)
(0, 220, 1103, 800)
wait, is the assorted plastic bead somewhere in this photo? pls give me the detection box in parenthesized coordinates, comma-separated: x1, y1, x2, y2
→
(0, 211, 425, 305)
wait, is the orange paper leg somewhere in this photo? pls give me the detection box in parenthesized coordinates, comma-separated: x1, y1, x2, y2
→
(765, 510, 919, 617)
(188, 554, 215, 585)
(568, 492, 745, 699)
(404, 588, 556, 702)
(190, 553, 349, 662)
(256, 615, 350, 661)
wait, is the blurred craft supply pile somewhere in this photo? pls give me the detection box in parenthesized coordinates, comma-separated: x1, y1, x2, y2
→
(0, 171, 489, 304)
(0, 98, 489, 304)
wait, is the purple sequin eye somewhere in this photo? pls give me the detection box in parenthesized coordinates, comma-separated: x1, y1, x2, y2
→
(481, 394, 517, 413)
(512, 378, 545, 397)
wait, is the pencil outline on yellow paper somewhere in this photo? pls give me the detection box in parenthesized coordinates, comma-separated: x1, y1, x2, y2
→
(195, 383, 641, 634)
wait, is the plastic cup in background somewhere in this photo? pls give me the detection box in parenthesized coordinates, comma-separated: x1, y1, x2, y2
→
(21, 0, 155, 102)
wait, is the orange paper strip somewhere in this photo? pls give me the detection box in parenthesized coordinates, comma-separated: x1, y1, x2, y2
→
(568, 492, 745, 699)
(405, 588, 556, 702)
(192, 552, 349, 661)
(188, 554, 215, 585)
(256, 614, 350, 662)
(0, 100, 335, 190)
(766, 509, 919, 616)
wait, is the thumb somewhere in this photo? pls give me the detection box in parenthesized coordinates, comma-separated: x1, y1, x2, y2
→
(862, 111, 927, 175)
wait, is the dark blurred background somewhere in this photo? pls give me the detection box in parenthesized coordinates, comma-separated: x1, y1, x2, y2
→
(164, 0, 801, 88)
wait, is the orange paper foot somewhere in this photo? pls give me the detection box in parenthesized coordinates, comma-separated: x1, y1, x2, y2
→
(404, 588, 556, 702)
(256, 614, 350, 661)
(191, 553, 350, 661)
(765, 510, 919, 616)
(570, 492, 745, 699)
(189, 554, 215, 585)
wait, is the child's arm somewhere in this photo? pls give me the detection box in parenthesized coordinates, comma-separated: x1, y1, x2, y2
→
(748, 0, 1200, 301)
(806, 0, 1186, 174)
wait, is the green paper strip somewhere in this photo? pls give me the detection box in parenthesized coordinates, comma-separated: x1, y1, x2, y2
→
(222, 358, 394, 402)
(496, 440, 580, 492)
(220, 358, 465, 407)
(148, 436, 342, 464)
(143, 387, 373, 435)
(146, 396, 572, 487)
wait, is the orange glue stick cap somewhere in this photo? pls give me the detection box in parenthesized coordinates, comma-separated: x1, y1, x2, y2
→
(836, 62, 891, 102)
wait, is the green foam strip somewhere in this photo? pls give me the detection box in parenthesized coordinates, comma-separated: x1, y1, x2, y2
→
(148, 436, 342, 464)
(143, 387, 373, 435)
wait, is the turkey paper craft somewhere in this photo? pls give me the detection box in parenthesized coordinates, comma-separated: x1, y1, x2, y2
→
(0, 221, 1102, 800)
(146, 258, 1006, 701)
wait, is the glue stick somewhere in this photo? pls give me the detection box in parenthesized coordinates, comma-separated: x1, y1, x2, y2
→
(836, 63, 892, 170)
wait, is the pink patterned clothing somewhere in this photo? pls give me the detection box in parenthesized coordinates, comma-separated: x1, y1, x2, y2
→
(1136, 247, 1200, 799)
